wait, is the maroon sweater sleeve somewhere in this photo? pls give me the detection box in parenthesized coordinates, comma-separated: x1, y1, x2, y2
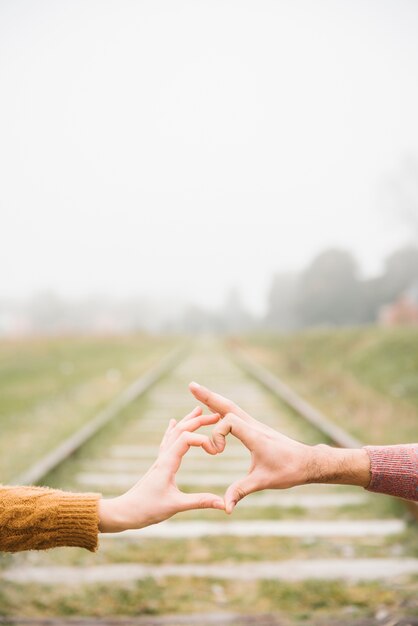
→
(363, 444, 418, 502)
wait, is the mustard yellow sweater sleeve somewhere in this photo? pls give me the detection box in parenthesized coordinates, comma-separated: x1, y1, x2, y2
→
(0, 485, 101, 553)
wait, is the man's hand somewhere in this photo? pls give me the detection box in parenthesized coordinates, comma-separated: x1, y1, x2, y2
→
(99, 407, 225, 532)
(189, 382, 371, 513)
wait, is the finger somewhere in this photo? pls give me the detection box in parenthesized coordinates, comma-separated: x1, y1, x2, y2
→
(224, 474, 260, 514)
(167, 418, 177, 432)
(163, 431, 219, 473)
(211, 412, 256, 453)
(160, 408, 204, 450)
(189, 382, 252, 423)
(178, 406, 202, 424)
(161, 414, 220, 452)
(175, 412, 221, 435)
(172, 431, 218, 456)
(159, 418, 177, 449)
(177, 491, 225, 512)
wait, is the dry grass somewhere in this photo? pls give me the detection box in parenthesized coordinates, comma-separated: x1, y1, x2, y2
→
(241, 328, 418, 445)
(0, 335, 176, 482)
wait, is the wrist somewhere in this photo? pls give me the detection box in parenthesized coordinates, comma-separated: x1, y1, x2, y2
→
(98, 497, 128, 533)
(307, 444, 371, 487)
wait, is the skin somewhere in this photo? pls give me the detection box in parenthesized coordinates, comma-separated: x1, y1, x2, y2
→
(189, 382, 371, 514)
(98, 407, 225, 532)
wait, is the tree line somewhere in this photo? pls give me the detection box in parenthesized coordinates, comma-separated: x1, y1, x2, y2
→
(266, 245, 418, 330)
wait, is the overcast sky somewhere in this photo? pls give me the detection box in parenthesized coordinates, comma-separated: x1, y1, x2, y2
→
(1, 0, 417, 313)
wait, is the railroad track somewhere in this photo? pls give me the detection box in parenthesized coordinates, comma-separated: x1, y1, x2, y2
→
(1, 339, 417, 624)
(232, 347, 418, 523)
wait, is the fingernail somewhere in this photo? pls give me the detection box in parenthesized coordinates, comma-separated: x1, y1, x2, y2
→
(190, 381, 200, 389)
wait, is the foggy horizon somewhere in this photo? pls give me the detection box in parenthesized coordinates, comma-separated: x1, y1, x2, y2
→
(1, 0, 418, 315)
(1, 241, 416, 316)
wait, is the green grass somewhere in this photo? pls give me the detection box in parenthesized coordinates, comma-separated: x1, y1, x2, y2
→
(1, 333, 417, 622)
(242, 327, 418, 444)
(0, 334, 177, 482)
(0, 577, 416, 621)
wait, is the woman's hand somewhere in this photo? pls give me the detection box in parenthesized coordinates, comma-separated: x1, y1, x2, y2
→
(99, 407, 225, 532)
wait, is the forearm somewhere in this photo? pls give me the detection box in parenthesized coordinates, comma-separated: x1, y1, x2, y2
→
(307, 443, 418, 502)
(0, 485, 100, 552)
(307, 444, 371, 487)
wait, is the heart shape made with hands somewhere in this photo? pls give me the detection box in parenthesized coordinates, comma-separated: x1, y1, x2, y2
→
(173, 407, 252, 512)
(187, 381, 312, 513)
(187, 381, 267, 515)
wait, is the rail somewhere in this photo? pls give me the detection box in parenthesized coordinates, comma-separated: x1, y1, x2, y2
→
(232, 346, 418, 521)
(12, 345, 186, 486)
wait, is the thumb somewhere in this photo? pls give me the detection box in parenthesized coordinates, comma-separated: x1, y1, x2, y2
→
(178, 492, 226, 513)
(224, 474, 259, 514)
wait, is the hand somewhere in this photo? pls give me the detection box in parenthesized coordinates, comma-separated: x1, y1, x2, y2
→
(189, 382, 370, 513)
(189, 382, 311, 512)
(99, 407, 225, 532)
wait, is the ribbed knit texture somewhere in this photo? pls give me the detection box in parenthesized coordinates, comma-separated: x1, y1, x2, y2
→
(0, 485, 100, 552)
(364, 444, 418, 502)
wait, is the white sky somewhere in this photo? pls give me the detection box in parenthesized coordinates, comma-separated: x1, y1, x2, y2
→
(1, 0, 418, 313)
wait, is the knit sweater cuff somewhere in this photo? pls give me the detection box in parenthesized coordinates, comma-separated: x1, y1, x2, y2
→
(39, 490, 101, 552)
(363, 444, 418, 502)
(0, 485, 101, 553)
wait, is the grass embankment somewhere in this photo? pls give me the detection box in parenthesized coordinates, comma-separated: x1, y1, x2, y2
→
(0, 334, 177, 482)
(241, 328, 418, 445)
